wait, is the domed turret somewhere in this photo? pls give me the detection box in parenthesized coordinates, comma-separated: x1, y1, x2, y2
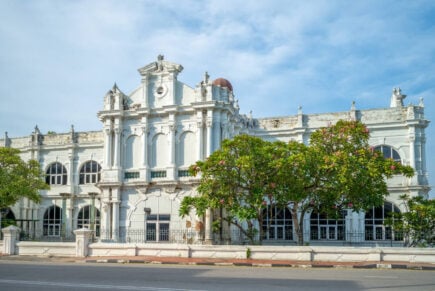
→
(212, 78, 233, 92)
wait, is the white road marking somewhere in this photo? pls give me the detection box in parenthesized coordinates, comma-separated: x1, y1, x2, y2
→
(364, 275, 399, 279)
(0, 279, 207, 291)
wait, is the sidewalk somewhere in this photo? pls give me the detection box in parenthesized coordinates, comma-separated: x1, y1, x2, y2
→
(1, 254, 435, 270)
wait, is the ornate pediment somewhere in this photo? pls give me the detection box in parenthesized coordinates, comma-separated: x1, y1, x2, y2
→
(138, 55, 183, 76)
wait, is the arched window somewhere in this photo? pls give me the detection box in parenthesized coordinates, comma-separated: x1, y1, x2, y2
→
(262, 206, 293, 241)
(79, 161, 101, 184)
(77, 205, 101, 236)
(310, 210, 346, 240)
(374, 145, 401, 163)
(45, 162, 67, 185)
(365, 201, 402, 241)
(43, 206, 62, 237)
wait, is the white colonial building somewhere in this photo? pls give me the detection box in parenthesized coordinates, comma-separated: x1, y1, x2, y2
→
(0, 56, 430, 245)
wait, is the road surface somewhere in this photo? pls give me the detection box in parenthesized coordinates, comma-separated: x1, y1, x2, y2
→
(0, 261, 434, 290)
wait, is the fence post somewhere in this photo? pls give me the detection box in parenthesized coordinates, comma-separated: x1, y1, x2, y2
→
(2, 225, 20, 255)
(74, 228, 94, 257)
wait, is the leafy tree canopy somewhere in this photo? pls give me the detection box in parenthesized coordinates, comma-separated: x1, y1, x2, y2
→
(386, 195, 435, 247)
(0, 147, 48, 210)
(180, 134, 279, 242)
(309, 120, 414, 213)
(180, 120, 415, 245)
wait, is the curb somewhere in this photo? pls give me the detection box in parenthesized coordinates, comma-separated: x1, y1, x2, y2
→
(82, 259, 435, 270)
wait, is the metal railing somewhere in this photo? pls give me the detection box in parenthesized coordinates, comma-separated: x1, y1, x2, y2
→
(15, 226, 433, 247)
(19, 228, 76, 242)
(97, 228, 204, 244)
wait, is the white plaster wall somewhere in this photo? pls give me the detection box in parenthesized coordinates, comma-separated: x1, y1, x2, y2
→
(150, 133, 168, 168)
(124, 135, 141, 169)
(177, 131, 196, 167)
(122, 188, 193, 231)
(16, 241, 76, 257)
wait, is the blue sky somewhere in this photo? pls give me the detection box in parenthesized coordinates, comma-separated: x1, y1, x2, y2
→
(1, 0, 434, 197)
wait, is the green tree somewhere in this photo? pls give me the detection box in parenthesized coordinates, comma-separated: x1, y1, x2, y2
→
(386, 195, 435, 247)
(278, 120, 414, 245)
(0, 147, 48, 210)
(179, 135, 280, 244)
(271, 140, 321, 245)
(180, 120, 415, 246)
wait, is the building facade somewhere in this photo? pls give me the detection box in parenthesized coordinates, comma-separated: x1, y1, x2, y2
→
(0, 56, 430, 245)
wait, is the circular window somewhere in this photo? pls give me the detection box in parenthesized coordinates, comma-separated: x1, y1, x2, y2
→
(154, 85, 167, 98)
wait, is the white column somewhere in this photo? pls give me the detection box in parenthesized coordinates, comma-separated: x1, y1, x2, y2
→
(100, 188, 111, 240)
(213, 113, 221, 150)
(196, 121, 203, 161)
(141, 125, 149, 182)
(421, 135, 427, 175)
(409, 136, 416, 169)
(141, 125, 148, 168)
(169, 124, 176, 166)
(204, 208, 213, 244)
(113, 128, 120, 168)
(104, 128, 112, 168)
(68, 149, 74, 191)
(112, 188, 121, 241)
(167, 123, 176, 180)
(206, 121, 212, 157)
(111, 202, 120, 241)
(67, 199, 74, 235)
(206, 110, 213, 157)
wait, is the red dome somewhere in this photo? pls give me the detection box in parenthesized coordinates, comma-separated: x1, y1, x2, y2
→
(212, 78, 233, 92)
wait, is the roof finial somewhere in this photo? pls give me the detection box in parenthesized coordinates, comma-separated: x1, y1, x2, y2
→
(390, 87, 406, 107)
(419, 97, 424, 107)
(34, 125, 40, 134)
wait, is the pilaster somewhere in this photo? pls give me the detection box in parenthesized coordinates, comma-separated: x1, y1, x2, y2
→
(206, 110, 213, 157)
(141, 123, 149, 182)
(113, 127, 121, 169)
(104, 127, 112, 168)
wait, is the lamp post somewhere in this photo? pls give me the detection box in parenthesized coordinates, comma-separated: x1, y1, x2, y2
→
(59, 193, 70, 239)
(88, 192, 99, 233)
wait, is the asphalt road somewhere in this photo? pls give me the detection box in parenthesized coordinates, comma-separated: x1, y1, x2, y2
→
(0, 261, 434, 291)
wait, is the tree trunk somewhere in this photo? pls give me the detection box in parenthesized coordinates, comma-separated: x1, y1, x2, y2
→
(298, 216, 304, 246)
(258, 212, 264, 245)
(290, 207, 304, 246)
